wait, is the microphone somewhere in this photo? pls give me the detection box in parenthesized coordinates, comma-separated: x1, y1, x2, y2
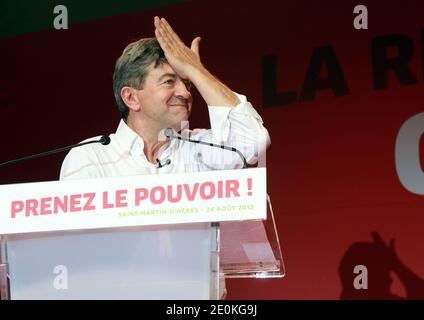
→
(156, 158, 171, 169)
(164, 128, 248, 169)
(0, 135, 111, 169)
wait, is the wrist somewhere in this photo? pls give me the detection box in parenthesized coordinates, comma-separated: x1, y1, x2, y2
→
(186, 65, 240, 107)
(187, 64, 213, 85)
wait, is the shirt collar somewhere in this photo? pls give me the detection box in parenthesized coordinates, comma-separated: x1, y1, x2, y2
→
(115, 119, 144, 155)
(115, 119, 174, 157)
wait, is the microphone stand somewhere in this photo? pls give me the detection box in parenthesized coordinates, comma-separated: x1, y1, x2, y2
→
(164, 129, 248, 169)
(0, 135, 110, 169)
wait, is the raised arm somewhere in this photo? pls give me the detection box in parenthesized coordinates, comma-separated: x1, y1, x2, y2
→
(154, 16, 240, 107)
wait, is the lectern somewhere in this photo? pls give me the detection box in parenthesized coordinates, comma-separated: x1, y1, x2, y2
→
(0, 168, 284, 299)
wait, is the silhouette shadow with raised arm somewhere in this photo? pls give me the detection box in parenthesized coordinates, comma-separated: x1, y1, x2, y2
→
(339, 231, 424, 299)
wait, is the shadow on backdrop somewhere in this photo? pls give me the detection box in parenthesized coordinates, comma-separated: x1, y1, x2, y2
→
(339, 231, 424, 299)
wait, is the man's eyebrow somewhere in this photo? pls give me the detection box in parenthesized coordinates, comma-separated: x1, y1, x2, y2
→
(157, 73, 177, 82)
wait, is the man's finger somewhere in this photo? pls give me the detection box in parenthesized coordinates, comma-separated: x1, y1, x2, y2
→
(154, 16, 160, 28)
(155, 28, 167, 50)
(154, 16, 169, 47)
(160, 18, 183, 45)
(191, 37, 201, 55)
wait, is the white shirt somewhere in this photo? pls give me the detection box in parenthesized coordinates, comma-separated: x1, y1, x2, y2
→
(60, 93, 270, 180)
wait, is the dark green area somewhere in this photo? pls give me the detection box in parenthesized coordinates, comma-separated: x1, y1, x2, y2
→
(0, 0, 190, 39)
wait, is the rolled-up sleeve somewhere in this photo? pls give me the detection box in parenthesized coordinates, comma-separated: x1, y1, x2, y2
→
(191, 93, 271, 169)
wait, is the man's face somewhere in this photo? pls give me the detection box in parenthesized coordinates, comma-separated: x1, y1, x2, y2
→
(135, 63, 192, 130)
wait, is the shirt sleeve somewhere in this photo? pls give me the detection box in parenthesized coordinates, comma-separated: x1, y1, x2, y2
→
(189, 93, 271, 169)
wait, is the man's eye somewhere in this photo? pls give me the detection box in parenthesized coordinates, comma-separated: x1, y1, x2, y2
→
(184, 81, 192, 90)
(164, 79, 174, 85)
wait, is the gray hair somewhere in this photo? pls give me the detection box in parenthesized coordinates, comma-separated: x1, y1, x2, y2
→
(113, 38, 167, 120)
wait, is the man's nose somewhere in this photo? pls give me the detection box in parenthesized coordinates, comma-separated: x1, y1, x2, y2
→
(174, 79, 191, 98)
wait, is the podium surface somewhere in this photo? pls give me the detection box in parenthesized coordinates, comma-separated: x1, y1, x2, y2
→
(0, 168, 284, 299)
(5, 224, 216, 299)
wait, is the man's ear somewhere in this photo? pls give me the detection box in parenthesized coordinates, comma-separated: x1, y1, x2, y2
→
(120, 86, 141, 112)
